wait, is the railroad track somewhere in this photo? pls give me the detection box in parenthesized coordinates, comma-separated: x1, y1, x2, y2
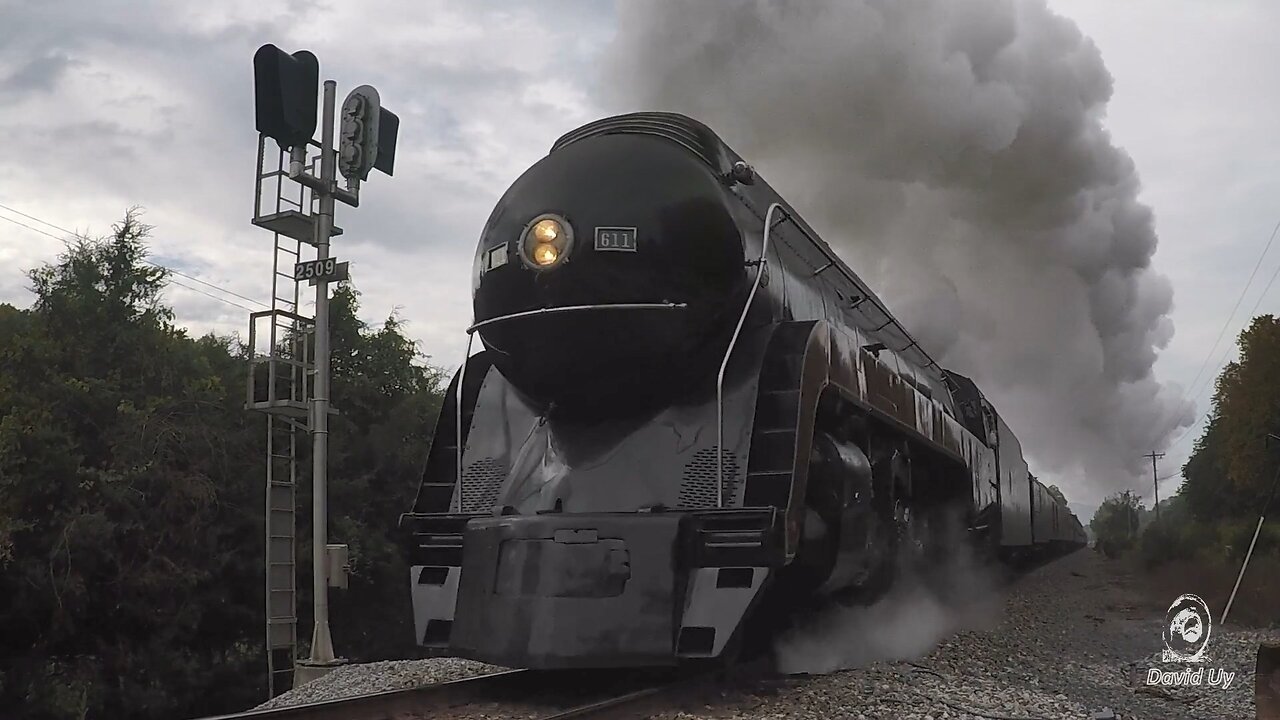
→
(196, 664, 745, 720)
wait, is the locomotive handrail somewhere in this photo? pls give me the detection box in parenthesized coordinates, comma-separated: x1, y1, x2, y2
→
(465, 302, 688, 333)
(718, 202, 787, 508)
(455, 333, 475, 511)
(455, 301, 689, 505)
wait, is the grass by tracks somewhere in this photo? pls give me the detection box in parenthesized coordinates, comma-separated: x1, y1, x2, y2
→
(1123, 549, 1280, 629)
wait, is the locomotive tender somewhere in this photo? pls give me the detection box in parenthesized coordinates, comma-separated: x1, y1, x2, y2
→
(398, 112, 1086, 669)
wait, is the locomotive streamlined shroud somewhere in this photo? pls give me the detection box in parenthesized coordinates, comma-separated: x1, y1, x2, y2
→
(398, 112, 1085, 669)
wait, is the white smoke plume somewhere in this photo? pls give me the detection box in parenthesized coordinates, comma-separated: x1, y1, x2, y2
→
(599, 1, 1195, 502)
(773, 533, 1002, 674)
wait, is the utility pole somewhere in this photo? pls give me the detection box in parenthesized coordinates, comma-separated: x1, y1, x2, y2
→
(249, 45, 398, 694)
(1124, 489, 1136, 540)
(1144, 451, 1164, 521)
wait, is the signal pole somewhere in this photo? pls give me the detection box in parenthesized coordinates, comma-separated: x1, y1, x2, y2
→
(1144, 451, 1164, 520)
(308, 78, 338, 670)
(251, 44, 399, 692)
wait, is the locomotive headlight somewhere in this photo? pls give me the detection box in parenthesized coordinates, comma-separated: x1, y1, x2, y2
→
(532, 219, 560, 243)
(533, 243, 559, 265)
(519, 213, 573, 271)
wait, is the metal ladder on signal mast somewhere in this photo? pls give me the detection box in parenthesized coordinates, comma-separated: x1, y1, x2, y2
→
(246, 134, 341, 696)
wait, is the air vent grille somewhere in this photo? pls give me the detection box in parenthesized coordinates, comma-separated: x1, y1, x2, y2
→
(459, 457, 506, 513)
(677, 447, 741, 508)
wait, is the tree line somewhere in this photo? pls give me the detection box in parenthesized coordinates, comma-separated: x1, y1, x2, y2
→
(6, 209, 1275, 717)
(0, 212, 445, 719)
(1090, 312, 1280, 624)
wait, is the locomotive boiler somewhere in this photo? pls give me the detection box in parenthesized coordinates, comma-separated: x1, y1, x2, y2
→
(398, 112, 1086, 669)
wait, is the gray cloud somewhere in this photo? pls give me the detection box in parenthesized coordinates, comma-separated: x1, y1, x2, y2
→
(600, 0, 1196, 501)
(3, 0, 1274, 517)
(0, 53, 81, 94)
(0, 0, 612, 360)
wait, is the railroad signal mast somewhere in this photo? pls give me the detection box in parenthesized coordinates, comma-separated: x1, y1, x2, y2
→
(246, 43, 399, 696)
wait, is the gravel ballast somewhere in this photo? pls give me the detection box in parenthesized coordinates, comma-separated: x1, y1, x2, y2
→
(255, 657, 505, 710)
(252, 550, 1275, 719)
(656, 549, 1275, 719)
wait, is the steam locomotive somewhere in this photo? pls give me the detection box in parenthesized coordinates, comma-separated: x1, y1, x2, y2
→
(398, 112, 1086, 669)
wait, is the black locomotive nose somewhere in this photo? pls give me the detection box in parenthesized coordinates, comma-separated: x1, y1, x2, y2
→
(470, 132, 747, 414)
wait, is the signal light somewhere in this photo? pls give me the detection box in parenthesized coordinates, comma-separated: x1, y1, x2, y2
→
(253, 44, 319, 150)
(339, 85, 400, 182)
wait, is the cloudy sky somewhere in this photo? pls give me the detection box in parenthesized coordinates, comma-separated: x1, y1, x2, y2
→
(1, 0, 1276, 519)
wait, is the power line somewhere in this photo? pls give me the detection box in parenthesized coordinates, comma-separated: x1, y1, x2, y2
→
(1182, 218, 1280, 402)
(0, 203, 269, 310)
(0, 213, 64, 246)
(1086, 219, 1280, 490)
(0, 213, 258, 313)
(0, 203, 269, 308)
(166, 280, 257, 312)
(1167, 248, 1280, 451)
(1157, 215, 1280, 452)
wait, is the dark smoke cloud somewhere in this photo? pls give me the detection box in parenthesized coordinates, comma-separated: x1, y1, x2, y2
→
(600, 0, 1194, 502)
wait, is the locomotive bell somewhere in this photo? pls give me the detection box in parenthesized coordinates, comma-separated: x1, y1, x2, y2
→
(728, 160, 756, 185)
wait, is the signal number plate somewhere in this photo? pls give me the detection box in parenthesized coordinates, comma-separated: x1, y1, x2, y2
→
(595, 227, 637, 252)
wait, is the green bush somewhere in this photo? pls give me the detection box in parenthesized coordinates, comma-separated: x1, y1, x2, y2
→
(1140, 517, 1214, 568)
(1099, 536, 1133, 559)
(1220, 519, 1280, 563)
(1138, 516, 1280, 569)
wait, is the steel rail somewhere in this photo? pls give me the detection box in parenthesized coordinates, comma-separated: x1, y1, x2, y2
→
(540, 680, 683, 719)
